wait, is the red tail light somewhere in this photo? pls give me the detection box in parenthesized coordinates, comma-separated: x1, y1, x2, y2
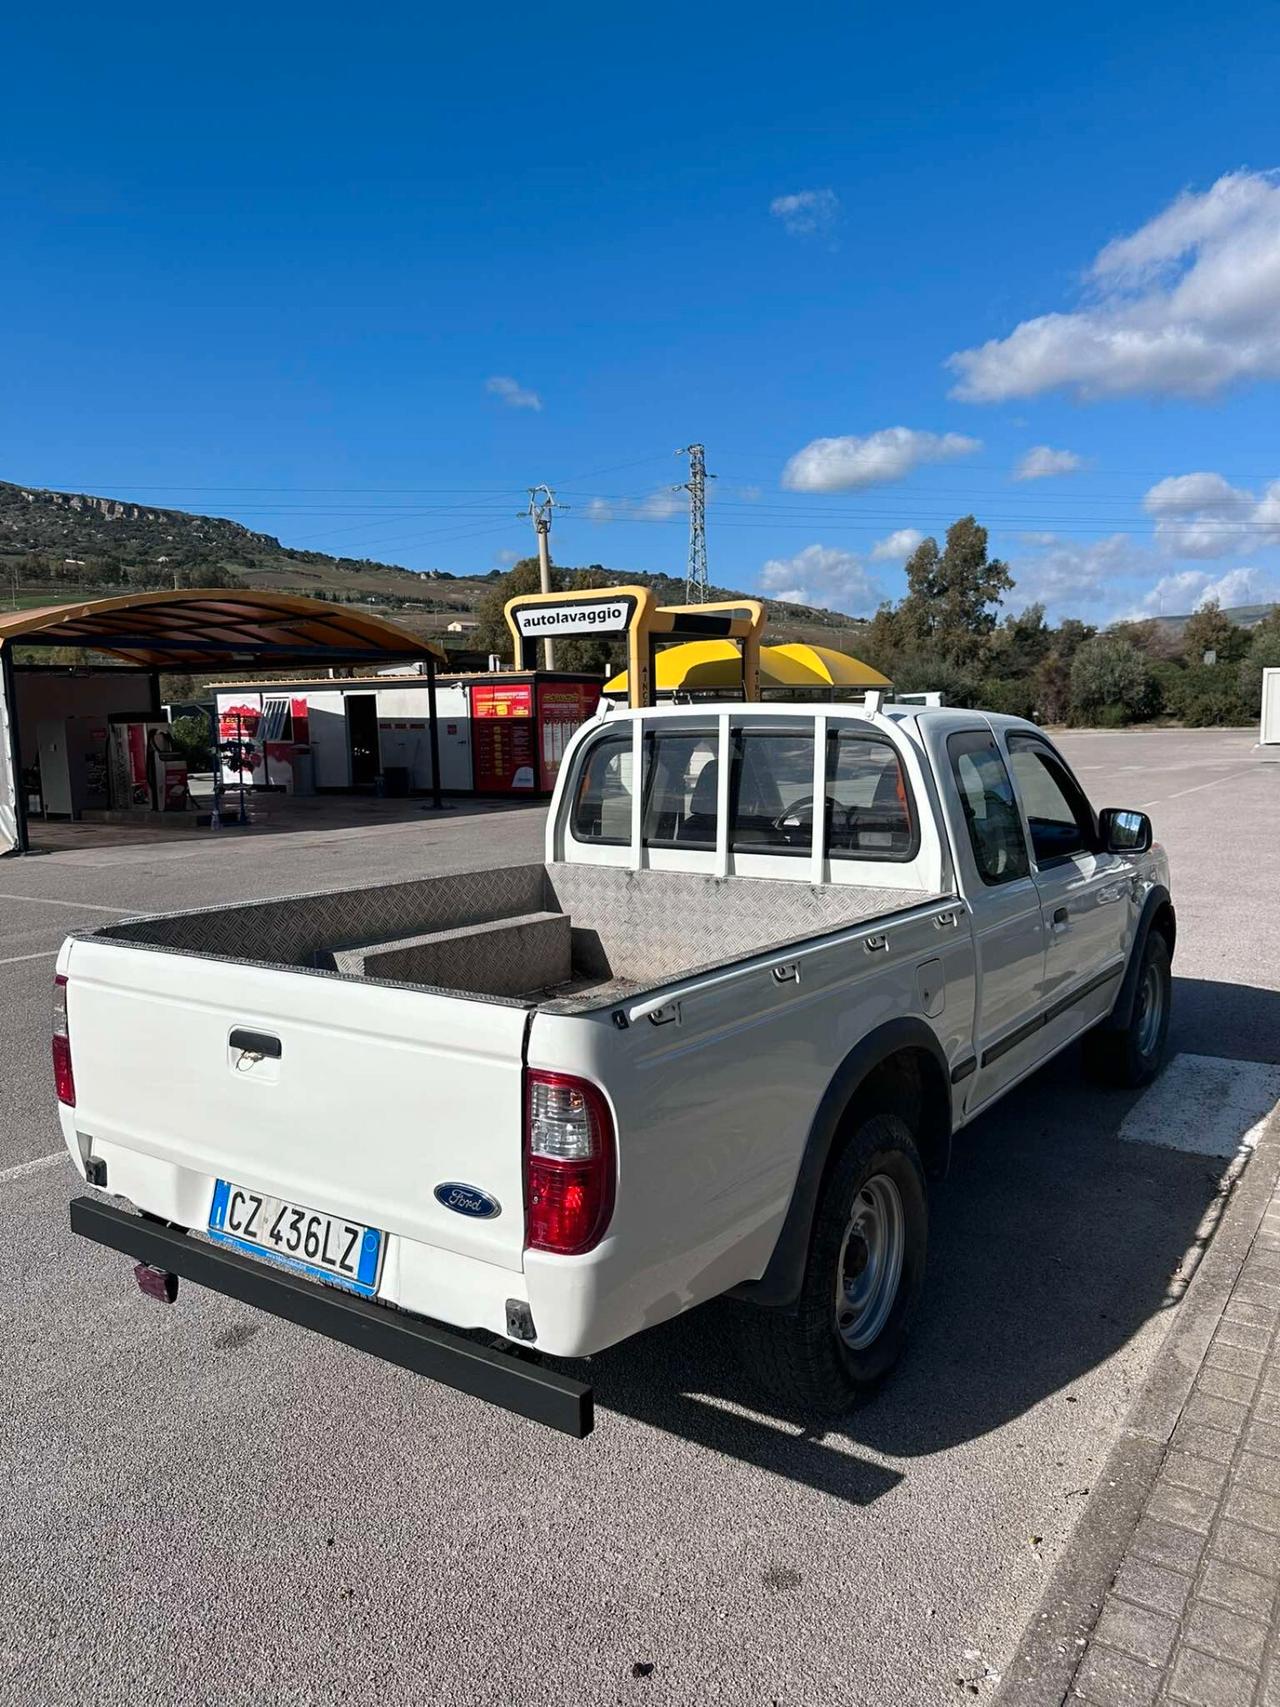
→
(52, 973, 76, 1107)
(524, 1070, 615, 1255)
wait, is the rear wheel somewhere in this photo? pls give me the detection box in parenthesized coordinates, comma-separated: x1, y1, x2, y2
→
(735, 1111, 928, 1414)
(1085, 930, 1172, 1089)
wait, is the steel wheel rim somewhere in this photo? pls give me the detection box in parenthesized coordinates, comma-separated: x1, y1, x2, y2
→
(1136, 961, 1164, 1056)
(835, 1173, 905, 1352)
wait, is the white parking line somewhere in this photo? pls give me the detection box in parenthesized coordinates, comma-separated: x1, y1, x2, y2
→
(0, 1151, 67, 1184)
(0, 893, 134, 913)
(1119, 1054, 1280, 1158)
(0, 951, 57, 966)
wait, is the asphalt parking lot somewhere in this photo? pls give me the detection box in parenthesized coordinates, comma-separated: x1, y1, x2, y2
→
(1, 728, 1276, 1707)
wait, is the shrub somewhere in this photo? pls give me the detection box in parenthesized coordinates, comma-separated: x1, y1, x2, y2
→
(1092, 703, 1129, 728)
(1239, 624, 1280, 713)
(976, 675, 1038, 720)
(1147, 658, 1189, 720)
(1175, 662, 1253, 726)
(168, 713, 214, 770)
(1069, 636, 1155, 725)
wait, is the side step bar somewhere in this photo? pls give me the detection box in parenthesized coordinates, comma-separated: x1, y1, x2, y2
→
(69, 1197, 593, 1438)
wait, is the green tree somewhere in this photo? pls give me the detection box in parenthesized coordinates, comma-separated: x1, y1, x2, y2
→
(1069, 634, 1156, 725)
(899, 517, 1014, 662)
(1182, 598, 1248, 666)
(1239, 605, 1280, 711)
(1052, 618, 1096, 663)
(470, 558, 614, 676)
(984, 601, 1052, 678)
(471, 557, 550, 659)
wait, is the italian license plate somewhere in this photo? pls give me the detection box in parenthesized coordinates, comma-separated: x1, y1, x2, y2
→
(208, 1179, 383, 1297)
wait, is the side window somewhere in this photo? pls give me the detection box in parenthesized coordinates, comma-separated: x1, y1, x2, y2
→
(641, 729, 718, 849)
(1006, 735, 1096, 866)
(827, 731, 915, 860)
(729, 730, 814, 853)
(571, 731, 634, 844)
(947, 731, 1030, 886)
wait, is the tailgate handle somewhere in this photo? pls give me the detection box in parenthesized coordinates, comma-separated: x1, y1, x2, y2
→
(229, 1028, 282, 1060)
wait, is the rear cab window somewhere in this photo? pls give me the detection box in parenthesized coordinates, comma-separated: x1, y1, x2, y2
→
(730, 726, 814, 854)
(565, 712, 930, 881)
(571, 730, 633, 845)
(641, 728, 719, 849)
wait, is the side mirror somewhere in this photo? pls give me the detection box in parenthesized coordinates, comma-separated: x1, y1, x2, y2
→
(1099, 807, 1152, 854)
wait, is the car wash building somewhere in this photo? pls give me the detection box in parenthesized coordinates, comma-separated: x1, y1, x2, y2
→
(0, 590, 445, 856)
(207, 668, 602, 797)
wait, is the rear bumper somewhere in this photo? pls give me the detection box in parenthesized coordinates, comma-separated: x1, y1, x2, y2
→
(69, 1196, 593, 1438)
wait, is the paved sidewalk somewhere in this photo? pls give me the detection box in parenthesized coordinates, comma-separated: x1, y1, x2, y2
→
(1067, 1178, 1280, 1706)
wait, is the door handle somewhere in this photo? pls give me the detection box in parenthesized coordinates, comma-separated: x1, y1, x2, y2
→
(1051, 906, 1069, 932)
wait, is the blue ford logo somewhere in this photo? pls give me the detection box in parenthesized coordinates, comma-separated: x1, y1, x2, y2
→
(434, 1182, 501, 1219)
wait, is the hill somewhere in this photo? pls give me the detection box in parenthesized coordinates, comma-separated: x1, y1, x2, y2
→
(0, 477, 870, 654)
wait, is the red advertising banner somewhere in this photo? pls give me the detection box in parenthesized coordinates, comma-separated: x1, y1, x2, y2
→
(537, 681, 599, 790)
(470, 681, 536, 791)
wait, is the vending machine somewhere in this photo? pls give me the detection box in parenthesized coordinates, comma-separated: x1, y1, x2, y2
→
(467, 673, 600, 794)
(148, 726, 189, 811)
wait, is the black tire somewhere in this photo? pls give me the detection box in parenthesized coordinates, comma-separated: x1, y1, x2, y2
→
(1084, 929, 1172, 1089)
(734, 1111, 928, 1414)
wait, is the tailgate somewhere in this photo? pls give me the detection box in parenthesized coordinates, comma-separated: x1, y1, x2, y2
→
(64, 937, 531, 1272)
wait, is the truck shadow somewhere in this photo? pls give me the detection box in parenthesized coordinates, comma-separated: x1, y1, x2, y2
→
(579, 976, 1280, 1505)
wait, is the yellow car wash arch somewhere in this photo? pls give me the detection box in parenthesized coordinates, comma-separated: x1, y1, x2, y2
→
(504, 585, 765, 708)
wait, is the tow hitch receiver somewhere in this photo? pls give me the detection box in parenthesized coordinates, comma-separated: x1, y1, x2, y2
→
(134, 1263, 179, 1304)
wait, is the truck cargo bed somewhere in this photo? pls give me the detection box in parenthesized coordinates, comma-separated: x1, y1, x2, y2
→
(90, 862, 945, 1012)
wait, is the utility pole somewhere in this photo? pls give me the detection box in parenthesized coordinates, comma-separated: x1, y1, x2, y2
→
(524, 485, 567, 669)
(676, 443, 714, 602)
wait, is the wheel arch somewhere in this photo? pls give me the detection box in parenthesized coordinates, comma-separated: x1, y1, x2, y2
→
(1104, 885, 1176, 1033)
(732, 1017, 952, 1310)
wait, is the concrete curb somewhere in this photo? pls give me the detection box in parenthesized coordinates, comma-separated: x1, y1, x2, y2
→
(995, 1102, 1280, 1706)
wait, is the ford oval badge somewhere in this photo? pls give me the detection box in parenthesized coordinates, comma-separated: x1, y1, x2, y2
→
(434, 1182, 501, 1219)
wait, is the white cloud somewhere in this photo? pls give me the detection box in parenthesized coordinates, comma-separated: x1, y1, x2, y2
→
(870, 528, 924, 562)
(770, 189, 840, 238)
(1014, 445, 1087, 481)
(781, 427, 981, 493)
(1136, 566, 1279, 615)
(583, 488, 684, 524)
(1142, 471, 1280, 559)
(948, 169, 1280, 401)
(758, 544, 881, 615)
(485, 375, 542, 411)
(1008, 534, 1155, 615)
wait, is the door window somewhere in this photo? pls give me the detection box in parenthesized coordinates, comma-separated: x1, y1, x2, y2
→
(947, 731, 1030, 886)
(1006, 735, 1096, 866)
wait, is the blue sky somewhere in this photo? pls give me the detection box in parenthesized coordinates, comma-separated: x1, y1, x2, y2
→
(4, 0, 1280, 624)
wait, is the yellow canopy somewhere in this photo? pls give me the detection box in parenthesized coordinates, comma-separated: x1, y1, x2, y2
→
(603, 639, 891, 696)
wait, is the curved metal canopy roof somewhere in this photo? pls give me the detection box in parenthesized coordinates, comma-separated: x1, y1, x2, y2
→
(0, 589, 446, 670)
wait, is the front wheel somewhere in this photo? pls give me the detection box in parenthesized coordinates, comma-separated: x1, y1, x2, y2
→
(734, 1112, 928, 1414)
(1084, 930, 1172, 1089)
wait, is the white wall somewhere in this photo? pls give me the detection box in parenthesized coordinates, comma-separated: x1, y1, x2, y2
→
(1263, 668, 1280, 745)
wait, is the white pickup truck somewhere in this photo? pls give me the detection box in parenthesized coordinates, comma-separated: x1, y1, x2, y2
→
(58, 701, 1174, 1437)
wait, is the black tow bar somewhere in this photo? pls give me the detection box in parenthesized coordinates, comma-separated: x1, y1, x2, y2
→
(69, 1196, 594, 1438)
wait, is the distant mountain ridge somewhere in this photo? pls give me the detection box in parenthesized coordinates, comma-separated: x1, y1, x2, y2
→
(0, 477, 868, 648)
